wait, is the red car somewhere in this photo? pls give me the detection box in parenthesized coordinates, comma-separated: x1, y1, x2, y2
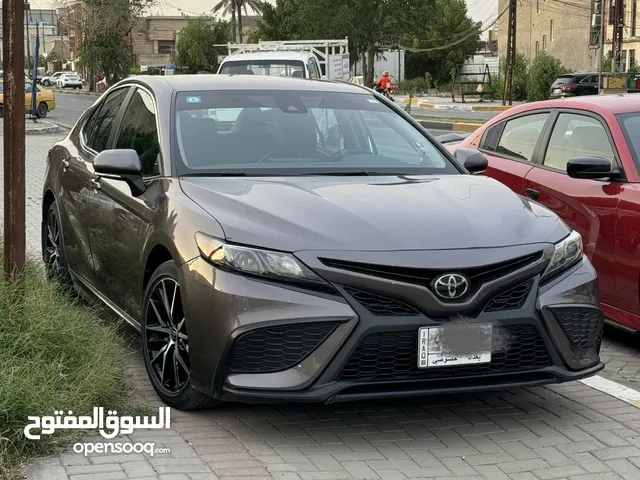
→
(446, 95, 640, 331)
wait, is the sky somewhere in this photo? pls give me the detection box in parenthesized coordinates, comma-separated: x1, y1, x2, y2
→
(34, 0, 499, 32)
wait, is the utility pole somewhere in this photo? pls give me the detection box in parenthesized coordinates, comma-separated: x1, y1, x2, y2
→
(611, 0, 625, 72)
(3, 0, 27, 282)
(503, 0, 517, 106)
(592, 0, 605, 91)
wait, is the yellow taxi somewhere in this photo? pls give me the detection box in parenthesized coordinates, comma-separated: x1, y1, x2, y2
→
(0, 81, 56, 118)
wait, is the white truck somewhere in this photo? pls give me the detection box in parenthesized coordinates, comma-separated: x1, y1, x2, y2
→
(215, 39, 350, 81)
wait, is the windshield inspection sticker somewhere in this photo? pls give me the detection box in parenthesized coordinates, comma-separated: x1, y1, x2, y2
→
(186, 96, 202, 104)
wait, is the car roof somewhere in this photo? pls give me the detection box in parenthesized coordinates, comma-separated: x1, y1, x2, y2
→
(505, 94, 640, 115)
(120, 74, 373, 95)
(221, 52, 315, 62)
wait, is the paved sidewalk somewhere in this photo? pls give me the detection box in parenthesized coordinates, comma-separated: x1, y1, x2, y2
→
(7, 134, 640, 480)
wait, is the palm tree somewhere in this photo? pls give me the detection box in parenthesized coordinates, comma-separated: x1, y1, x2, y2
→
(212, 0, 265, 43)
(212, 0, 238, 43)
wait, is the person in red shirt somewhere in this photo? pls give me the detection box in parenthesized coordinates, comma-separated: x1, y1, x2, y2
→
(375, 71, 392, 96)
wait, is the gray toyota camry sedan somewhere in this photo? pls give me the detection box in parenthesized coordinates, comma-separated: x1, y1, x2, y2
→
(42, 75, 604, 410)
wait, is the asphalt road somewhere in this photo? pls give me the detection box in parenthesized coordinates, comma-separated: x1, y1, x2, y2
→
(49, 92, 98, 128)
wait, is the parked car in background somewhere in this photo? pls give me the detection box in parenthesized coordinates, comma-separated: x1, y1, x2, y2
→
(0, 81, 55, 117)
(444, 94, 640, 332)
(550, 73, 600, 98)
(56, 73, 83, 89)
(42, 75, 604, 410)
(41, 71, 67, 86)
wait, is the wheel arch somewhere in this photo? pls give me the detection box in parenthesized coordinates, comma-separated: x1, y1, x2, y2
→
(141, 233, 185, 292)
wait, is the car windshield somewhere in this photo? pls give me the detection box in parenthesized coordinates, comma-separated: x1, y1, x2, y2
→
(219, 60, 306, 77)
(173, 90, 458, 176)
(618, 113, 640, 166)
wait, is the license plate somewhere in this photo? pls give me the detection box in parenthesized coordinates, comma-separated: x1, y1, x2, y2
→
(418, 324, 492, 368)
(553, 88, 562, 93)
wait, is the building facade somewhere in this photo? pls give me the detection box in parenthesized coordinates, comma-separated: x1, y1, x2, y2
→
(497, 0, 639, 72)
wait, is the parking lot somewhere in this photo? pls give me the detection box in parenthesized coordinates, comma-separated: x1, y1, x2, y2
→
(11, 132, 640, 480)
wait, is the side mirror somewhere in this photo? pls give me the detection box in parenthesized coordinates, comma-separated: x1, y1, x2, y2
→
(94, 149, 146, 196)
(566, 156, 615, 180)
(455, 148, 488, 174)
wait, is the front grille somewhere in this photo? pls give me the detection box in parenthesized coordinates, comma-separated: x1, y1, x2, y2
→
(484, 280, 534, 312)
(553, 308, 603, 350)
(228, 322, 340, 374)
(343, 287, 420, 316)
(339, 324, 551, 380)
(321, 252, 542, 300)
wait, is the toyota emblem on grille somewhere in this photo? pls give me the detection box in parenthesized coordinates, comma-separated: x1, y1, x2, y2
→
(433, 273, 469, 300)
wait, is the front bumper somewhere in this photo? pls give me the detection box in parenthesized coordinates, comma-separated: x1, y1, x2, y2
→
(180, 245, 604, 404)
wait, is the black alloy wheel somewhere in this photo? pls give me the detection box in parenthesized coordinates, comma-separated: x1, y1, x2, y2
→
(43, 202, 73, 292)
(141, 261, 216, 410)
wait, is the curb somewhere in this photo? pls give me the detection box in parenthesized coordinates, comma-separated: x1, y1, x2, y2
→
(47, 119, 74, 130)
(50, 88, 101, 97)
(404, 98, 511, 112)
(25, 121, 60, 135)
(415, 118, 480, 133)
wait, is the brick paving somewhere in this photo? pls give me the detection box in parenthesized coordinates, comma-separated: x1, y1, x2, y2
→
(8, 133, 640, 480)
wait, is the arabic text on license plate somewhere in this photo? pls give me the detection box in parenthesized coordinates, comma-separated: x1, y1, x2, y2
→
(418, 324, 492, 368)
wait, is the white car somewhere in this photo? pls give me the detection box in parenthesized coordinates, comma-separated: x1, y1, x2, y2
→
(40, 71, 67, 86)
(56, 73, 83, 89)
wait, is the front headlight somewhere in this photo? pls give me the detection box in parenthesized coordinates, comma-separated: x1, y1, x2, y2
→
(541, 230, 583, 282)
(195, 232, 327, 286)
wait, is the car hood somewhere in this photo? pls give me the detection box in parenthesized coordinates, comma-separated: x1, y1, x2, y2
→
(179, 175, 569, 252)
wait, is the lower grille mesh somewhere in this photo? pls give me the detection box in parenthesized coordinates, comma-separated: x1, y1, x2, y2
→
(553, 308, 603, 350)
(229, 322, 340, 374)
(339, 324, 551, 380)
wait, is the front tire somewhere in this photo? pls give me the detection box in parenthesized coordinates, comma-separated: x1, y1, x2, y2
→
(141, 261, 217, 410)
(42, 201, 74, 295)
(43, 79, 50, 86)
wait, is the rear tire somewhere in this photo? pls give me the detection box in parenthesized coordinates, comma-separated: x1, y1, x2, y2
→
(141, 261, 218, 410)
(43, 79, 50, 86)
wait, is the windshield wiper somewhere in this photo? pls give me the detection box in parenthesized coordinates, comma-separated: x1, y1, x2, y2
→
(180, 172, 248, 177)
(296, 171, 374, 176)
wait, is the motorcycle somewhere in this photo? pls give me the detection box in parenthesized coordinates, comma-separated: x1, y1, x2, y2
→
(373, 81, 398, 101)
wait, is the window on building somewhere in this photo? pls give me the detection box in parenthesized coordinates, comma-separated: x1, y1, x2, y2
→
(550, 20, 555, 41)
(535, 41, 540, 56)
(632, 0, 637, 36)
(157, 40, 175, 55)
(537, 0, 540, 12)
(543, 35, 547, 50)
(631, 50, 637, 69)
(622, 50, 628, 71)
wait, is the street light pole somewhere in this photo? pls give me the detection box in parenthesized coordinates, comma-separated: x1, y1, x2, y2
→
(597, 0, 605, 92)
(25, 1, 31, 71)
(3, 0, 27, 282)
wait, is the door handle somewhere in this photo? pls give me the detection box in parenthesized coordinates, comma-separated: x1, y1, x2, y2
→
(525, 188, 540, 201)
(90, 178, 101, 191)
(61, 159, 70, 172)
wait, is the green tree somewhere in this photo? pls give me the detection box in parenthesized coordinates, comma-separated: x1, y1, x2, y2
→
(69, 0, 154, 88)
(251, 0, 480, 87)
(249, 0, 303, 42)
(493, 52, 529, 102)
(213, 0, 265, 43)
(176, 17, 230, 73)
(404, 0, 483, 85)
(527, 51, 568, 101)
